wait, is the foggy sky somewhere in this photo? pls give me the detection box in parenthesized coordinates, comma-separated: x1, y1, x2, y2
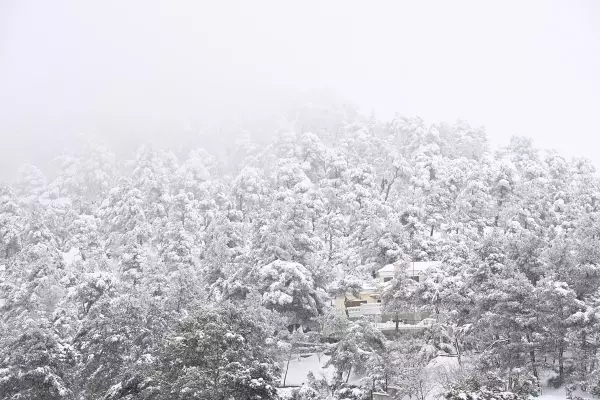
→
(1, 1, 599, 178)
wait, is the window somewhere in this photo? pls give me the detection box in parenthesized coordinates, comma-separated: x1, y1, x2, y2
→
(410, 276, 420, 282)
(383, 277, 392, 282)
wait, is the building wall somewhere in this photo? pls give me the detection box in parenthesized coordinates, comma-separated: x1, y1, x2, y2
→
(381, 311, 430, 324)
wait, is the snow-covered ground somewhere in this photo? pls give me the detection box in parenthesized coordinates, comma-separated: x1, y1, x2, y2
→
(538, 387, 594, 399)
(62, 247, 81, 266)
(279, 352, 459, 398)
(280, 353, 361, 387)
(281, 353, 331, 387)
(278, 354, 597, 399)
(424, 356, 460, 399)
(538, 388, 569, 399)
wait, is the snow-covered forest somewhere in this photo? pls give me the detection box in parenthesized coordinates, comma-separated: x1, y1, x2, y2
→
(2, 106, 600, 400)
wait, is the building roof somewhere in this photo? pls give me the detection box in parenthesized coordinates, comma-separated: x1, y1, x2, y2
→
(360, 283, 379, 292)
(377, 264, 396, 275)
(378, 261, 441, 275)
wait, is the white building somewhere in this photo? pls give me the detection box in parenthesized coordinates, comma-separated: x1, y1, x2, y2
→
(375, 260, 441, 284)
(335, 261, 441, 332)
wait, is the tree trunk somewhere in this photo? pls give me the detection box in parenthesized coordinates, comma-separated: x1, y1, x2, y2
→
(454, 337, 462, 367)
(581, 331, 588, 380)
(384, 180, 393, 202)
(526, 334, 538, 379)
(282, 351, 292, 387)
(591, 334, 597, 374)
(328, 228, 333, 260)
(384, 168, 399, 202)
(558, 341, 565, 380)
(344, 296, 350, 318)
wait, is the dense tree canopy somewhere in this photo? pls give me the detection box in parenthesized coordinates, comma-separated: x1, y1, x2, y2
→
(2, 107, 600, 399)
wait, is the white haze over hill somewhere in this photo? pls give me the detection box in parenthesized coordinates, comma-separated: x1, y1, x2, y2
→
(0, 0, 599, 178)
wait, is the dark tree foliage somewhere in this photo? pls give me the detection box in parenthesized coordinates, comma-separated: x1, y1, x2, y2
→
(104, 302, 281, 400)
